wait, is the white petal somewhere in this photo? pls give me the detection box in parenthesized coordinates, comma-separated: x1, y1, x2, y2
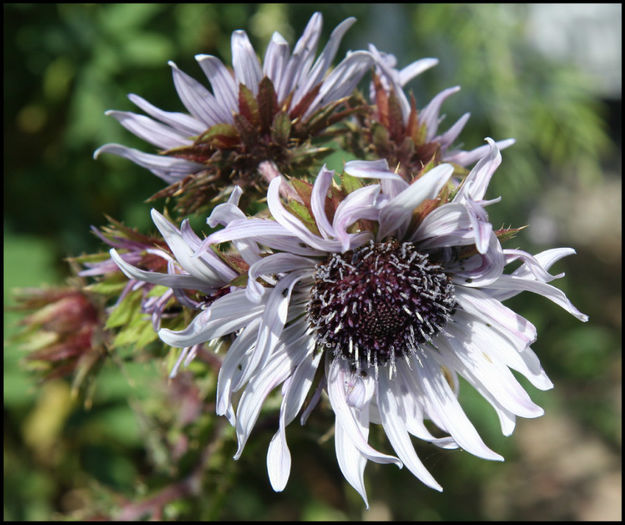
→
(434, 112, 470, 151)
(216, 318, 261, 422)
(267, 177, 346, 252)
(231, 30, 263, 95)
(344, 159, 403, 180)
(398, 57, 439, 86)
(444, 138, 515, 167)
(326, 358, 402, 466)
(109, 248, 215, 292)
(151, 209, 230, 283)
(263, 32, 290, 87)
(419, 86, 461, 141)
(306, 51, 373, 117)
(485, 275, 589, 322)
(93, 143, 203, 183)
(195, 54, 238, 118)
(454, 138, 501, 203)
(168, 61, 228, 126)
(410, 350, 504, 461)
(335, 419, 370, 507)
(377, 367, 443, 491)
(294, 16, 356, 104)
(105, 110, 193, 150)
(128, 93, 206, 136)
(246, 253, 314, 303)
(267, 347, 321, 491)
(378, 163, 454, 241)
(310, 165, 335, 239)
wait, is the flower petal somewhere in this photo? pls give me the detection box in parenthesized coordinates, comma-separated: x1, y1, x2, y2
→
(377, 366, 443, 491)
(93, 143, 203, 183)
(231, 30, 263, 95)
(378, 163, 454, 241)
(105, 110, 193, 150)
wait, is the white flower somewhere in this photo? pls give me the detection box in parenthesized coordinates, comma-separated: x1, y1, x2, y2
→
(94, 12, 372, 184)
(145, 139, 587, 506)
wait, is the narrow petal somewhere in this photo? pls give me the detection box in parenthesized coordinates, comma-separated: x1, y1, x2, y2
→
(306, 50, 373, 117)
(326, 358, 402, 466)
(377, 367, 443, 491)
(246, 253, 314, 303)
(278, 12, 323, 102)
(231, 30, 263, 95)
(128, 93, 206, 136)
(169, 61, 228, 126)
(410, 349, 504, 461)
(310, 165, 335, 239)
(444, 138, 515, 167)
(268, 177, 347, 252)
(93, 143, 203, 183)
(263, 32, 290, 87)
(105, 110, 193, 150)
(398, 57, 439, 86)
(454, 138, 501, 203)
(195, 54, 238, 118)
(110, 248, 215, 293)
(335, 419, 370, 507)
(378, 163, 454, 241)
(344, 159, 405, 181)
(151, 209, 232, 283)
(332, 184, 381, 250)
(484, 275, 589, 322)
(294, 16, 356, 104)
(419, 86, 461, 141)
(435, 112, 470, 150)
(267, 348, 321, 491)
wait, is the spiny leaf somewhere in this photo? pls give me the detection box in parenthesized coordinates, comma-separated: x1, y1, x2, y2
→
(257, 77, 279, 134)
(238, 83, 260, 128)
(271, 111, 292, 147)
(495, 225, 527, 243)
(197, 123, 239, 149)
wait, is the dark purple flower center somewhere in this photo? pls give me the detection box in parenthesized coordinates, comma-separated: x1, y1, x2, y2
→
(307, 240, 456, 367)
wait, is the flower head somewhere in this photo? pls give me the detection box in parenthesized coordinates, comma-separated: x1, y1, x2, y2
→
(95, 12, 373, 215)
(356, 44, 515, 180)
(124, 141, 588, 505)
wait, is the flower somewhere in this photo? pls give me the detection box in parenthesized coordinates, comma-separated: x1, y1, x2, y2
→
(141, 139, 587, 506)
(360, 44, 515, 179)
(11, 285, 108, 391)
(106, 208, 240, 375)
(94, 12, 372, 214)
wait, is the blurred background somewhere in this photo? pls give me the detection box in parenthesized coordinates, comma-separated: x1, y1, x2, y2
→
(4, 3, 621, 521)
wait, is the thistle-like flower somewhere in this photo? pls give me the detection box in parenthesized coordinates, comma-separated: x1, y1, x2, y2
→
(95, 12, 373, 214)
(355, 44, 515, 179)
(115, 140, 587, 505)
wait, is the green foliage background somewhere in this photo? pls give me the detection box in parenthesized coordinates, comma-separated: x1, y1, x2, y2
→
(4, 4, 621, 521)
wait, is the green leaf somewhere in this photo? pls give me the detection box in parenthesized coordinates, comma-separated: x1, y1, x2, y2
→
(105, 290, 141, 329)
(270, 111, 291, 146)
(238, 83, 260, 128)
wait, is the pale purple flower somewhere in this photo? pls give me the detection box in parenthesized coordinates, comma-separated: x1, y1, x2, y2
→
(107, 207, 237, 371)
(94, 12, 372, 185)
(368, 44, 515, 167)
(152, 140, 586, 505)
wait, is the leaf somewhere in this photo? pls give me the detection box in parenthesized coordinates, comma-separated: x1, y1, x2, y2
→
(287, 200, 321, 236)
(257, 77, 278, 134)
(270, 111, 292, 146)
(238, 83, 260, 128)
(105, 290, 142, 329)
